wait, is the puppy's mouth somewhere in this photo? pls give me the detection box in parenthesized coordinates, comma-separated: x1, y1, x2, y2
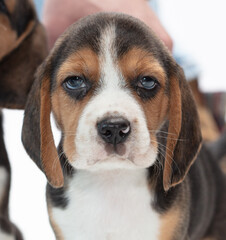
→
(86, 155, 135, 169)
(104, 143, 127, 156)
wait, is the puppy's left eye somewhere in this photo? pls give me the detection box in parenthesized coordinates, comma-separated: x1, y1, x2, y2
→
(138, 76, 158, 90)
(133, 76, 160, 100)
(64, 76, 86, 90)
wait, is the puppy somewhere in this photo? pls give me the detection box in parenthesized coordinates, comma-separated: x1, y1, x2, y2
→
(0, 0, 47, 239)
(22, 13, 226, 240)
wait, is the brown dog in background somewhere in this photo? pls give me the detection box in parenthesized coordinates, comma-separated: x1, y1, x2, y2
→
(0, 0, 47, 239)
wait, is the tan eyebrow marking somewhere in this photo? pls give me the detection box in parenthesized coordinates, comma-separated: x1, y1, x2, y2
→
(56, 48, 100, 86)
(118, 47, 166, 87)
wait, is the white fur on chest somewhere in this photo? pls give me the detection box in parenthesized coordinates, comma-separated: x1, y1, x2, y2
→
(52, 169, 160, 240)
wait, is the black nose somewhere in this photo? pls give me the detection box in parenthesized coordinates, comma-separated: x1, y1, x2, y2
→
(97, 118, 131, 145)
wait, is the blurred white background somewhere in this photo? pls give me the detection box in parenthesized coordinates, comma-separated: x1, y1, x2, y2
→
(159, 0, 226, 92)
(3, 0, 226, 239)
(4, 111, 57, 239)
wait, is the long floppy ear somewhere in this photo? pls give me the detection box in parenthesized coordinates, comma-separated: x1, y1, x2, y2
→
(163, 65, 202, 191)
(0, 21, 47, 109)
(22, 61, 64, 188)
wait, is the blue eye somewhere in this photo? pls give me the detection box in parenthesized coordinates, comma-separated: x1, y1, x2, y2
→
(139, 76, 158, 90)
(64, 76, 85, 90)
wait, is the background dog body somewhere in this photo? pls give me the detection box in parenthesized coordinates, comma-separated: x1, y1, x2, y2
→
(22, 13, 226, 240)
(0, 0, 47, 239)
(0, 112, 23, 240)
(0, 0, 47, 109)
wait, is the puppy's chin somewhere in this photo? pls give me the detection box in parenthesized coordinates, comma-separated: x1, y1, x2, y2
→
(70, 148, 157, 171)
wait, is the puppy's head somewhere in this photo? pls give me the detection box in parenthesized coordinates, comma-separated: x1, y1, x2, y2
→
(0, 0, 47, 109)
(22, 13, 202, 191)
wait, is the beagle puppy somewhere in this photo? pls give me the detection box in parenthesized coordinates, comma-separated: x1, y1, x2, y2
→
(22, 13, 226, 240)
(0, 0, 47, 239)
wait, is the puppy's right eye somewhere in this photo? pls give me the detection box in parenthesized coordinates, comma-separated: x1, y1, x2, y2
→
(62, 76, 91, 100)
(64, 76, 86, 90)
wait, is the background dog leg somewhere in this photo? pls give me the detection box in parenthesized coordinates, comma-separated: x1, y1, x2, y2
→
(0, 111, 23, 240)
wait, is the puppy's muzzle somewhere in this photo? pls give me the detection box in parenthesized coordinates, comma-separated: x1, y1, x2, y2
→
(97, 117, 131, 145)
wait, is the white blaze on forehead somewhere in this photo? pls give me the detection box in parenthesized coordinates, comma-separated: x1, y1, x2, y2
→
(99, 25, 123, 89)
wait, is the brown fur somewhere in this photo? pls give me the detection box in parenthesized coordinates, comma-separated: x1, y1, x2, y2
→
(0, 14, 35, 61)
(0, 0, 48, 109)
(202, 238, 216, 240)
(56, 48, 100, 86)
(0, 15, 17, 60)
(163, 76, 182, 190)
(40, 78, 64, 187)
(159, 206, 182, 240)
(5, 0, 16, 14)
(0, 22, 47, 109)
(47, 199, 65, 240)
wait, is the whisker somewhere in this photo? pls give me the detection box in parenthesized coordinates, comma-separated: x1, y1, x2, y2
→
(149, 130, 177, 136)
(151, 139, 174, 155)
(155, 135, 186, 142)
(157, 146, 174, 173)
(151, 139, 180, 174)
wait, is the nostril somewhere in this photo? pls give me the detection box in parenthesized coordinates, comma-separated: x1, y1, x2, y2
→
(103, 130, 112, 138)
(98, 124, 112, 136)
(119, 131, 126, 138)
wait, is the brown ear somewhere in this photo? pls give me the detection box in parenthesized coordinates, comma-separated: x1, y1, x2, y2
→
(0, 21, 47, 109)
(22, 61, 64, 188)
(163, 65, 202, 191)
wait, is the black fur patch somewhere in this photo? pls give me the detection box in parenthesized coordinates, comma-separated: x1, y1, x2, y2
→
(46, 142, 74, 208)
(148, 160, 181, 213)
(46, 184, 68, 209)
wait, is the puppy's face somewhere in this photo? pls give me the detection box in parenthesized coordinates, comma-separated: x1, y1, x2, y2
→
(23, 13, 202, 190)
(52, 27, 168, 171)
